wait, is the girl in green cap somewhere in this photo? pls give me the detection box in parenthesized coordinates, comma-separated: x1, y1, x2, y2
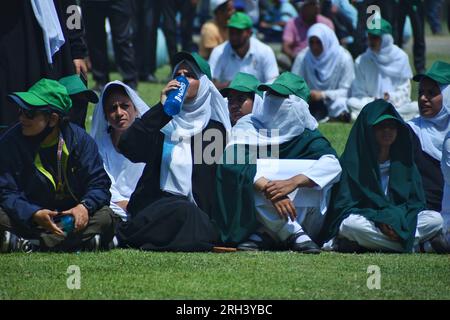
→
(319, 100, 443, 253)
(214, 72, 342, 253)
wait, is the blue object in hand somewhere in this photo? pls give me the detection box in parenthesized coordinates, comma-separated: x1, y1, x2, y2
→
(163, 75, 190, 116)
(55, 215, 75, 234)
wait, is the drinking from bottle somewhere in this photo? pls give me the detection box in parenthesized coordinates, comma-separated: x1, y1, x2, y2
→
(163, 75, 190, 116)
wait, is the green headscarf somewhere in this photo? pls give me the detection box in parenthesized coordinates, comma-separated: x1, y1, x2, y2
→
(318, 100, 426, 252)
(213, 130, 337, 246)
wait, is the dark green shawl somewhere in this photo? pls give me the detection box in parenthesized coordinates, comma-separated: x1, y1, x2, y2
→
(318, 100, 426, 252)
(213, 129, 337, 246)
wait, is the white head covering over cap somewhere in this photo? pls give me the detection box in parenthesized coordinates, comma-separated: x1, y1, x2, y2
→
(90, 81, 150, 220)
(160, 60, 231, 202)
(229, 92, 318, 147)
(304, 23, 345, 89)
(366, 33, 413, 97)
(408, 84, 450, 161)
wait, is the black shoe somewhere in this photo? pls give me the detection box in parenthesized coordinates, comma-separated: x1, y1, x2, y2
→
(330, 111, 351, 123)
(287, 232, 321, 254)
(237, 233, 276, 251)
(334, 236, 365, 253)
(429, 231, 450, 254)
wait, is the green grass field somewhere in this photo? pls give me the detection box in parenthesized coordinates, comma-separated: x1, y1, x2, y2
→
(1, 38, 450, 300)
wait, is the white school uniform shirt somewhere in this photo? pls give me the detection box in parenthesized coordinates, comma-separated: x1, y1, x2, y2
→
(208, 37, 279, 84)
(97, 134, 145, 221)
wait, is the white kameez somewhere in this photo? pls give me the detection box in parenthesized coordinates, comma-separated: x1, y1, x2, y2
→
(97, 134, 145, 221)
(441, 132, 450, 233)
(252, 156, 341, 242)
(291, 23, 355, 118)
(347, 35, 419, 121)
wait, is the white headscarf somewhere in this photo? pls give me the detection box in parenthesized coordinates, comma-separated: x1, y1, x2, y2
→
(366, 34, 413, 97)
(90, 81, 150, 220)
(408, 84, 450, 161)
(229, 93, 318, 147)
(31, 0, 65, 64)
(160, 62, 231, 202)
(90, 81, 150, 141)
(304, 23, 344, 89)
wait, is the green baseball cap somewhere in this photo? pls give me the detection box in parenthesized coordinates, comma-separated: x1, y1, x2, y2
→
(413, 60, 450, 84)
(373, 113, 401, 126)
(227, 12, 253, 30)
(9, 78, 72, 114)
(221, 72, 263, 98)
(172, 51, 212, 80)
(367, 17, 392, 36)
(258, 72, 311, 102)
(59, 74, 99, 103)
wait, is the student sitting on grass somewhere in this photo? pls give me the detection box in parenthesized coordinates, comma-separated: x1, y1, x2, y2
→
(319, 100, 444, 253)
(291, 23, 354, 122)
(90, 81, 149, 222)
(220, 72, 263, 126)
(0, 79, 116, 253)
(347, 18, 418, 122)
(214, 72, 342, 254)
(116, 52, 231, 252)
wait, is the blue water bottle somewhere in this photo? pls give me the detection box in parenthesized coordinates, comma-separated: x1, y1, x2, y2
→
(163, 75, 190, 116)
(55, 215, 75, 234)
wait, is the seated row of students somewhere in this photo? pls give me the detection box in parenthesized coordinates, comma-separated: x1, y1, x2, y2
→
(291, 18, 419, 123)
(0, 53, 448, 254)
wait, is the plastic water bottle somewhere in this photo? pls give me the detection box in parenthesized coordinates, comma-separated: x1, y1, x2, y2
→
(56, 215, 75, 234)
(163, 75, 190, 116)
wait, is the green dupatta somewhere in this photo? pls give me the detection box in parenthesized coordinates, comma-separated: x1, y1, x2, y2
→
(318, 100, 426, 252)
(213, 129, 337, 246)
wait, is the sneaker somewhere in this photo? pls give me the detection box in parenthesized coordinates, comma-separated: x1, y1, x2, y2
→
(1, 231, 38, 253)
(83, 234, 101, 251)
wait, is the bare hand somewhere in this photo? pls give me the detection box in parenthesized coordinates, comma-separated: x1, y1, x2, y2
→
(271, 196, 297, 221)
(32, 209, 64, 236)
(384, 92, 390, 101)
(310, 90, 324, 102)
(264, 178, 298, 201)
(160, 79, 180, 105)
(379, 223, 400, 241)
(61, 204, 89, 232)
(73, 58, 88, 79)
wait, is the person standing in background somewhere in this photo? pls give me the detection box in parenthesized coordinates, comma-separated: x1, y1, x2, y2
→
(133, 0, 161, 83)
(161, 0, 199, 67)
(81, 0, 138, 91)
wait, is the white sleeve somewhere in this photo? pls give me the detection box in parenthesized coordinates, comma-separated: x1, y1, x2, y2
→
(263, 46, 279, 83)
(208, 46, 222, 80)
(442, 134, 450, 185)
(302, 154, 342, 190)
(350, 56, 370, 98)
(323, 53, 355, 102)
(388, 78, 412, 108)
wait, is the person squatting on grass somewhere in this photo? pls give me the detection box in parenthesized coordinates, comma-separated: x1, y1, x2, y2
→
(0, 79, 117, 253)
(116, 52, 232, 252)
(318, 100, 445, 253)
(90, 81, 149, 222)
(213, 72, 342, 254)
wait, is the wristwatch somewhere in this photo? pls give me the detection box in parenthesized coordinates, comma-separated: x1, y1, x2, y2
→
(80, 199, 94, 215)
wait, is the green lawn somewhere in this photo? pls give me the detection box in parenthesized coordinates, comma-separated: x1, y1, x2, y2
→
(1, 250, 449, 299)
(1, 40, 450, 300)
